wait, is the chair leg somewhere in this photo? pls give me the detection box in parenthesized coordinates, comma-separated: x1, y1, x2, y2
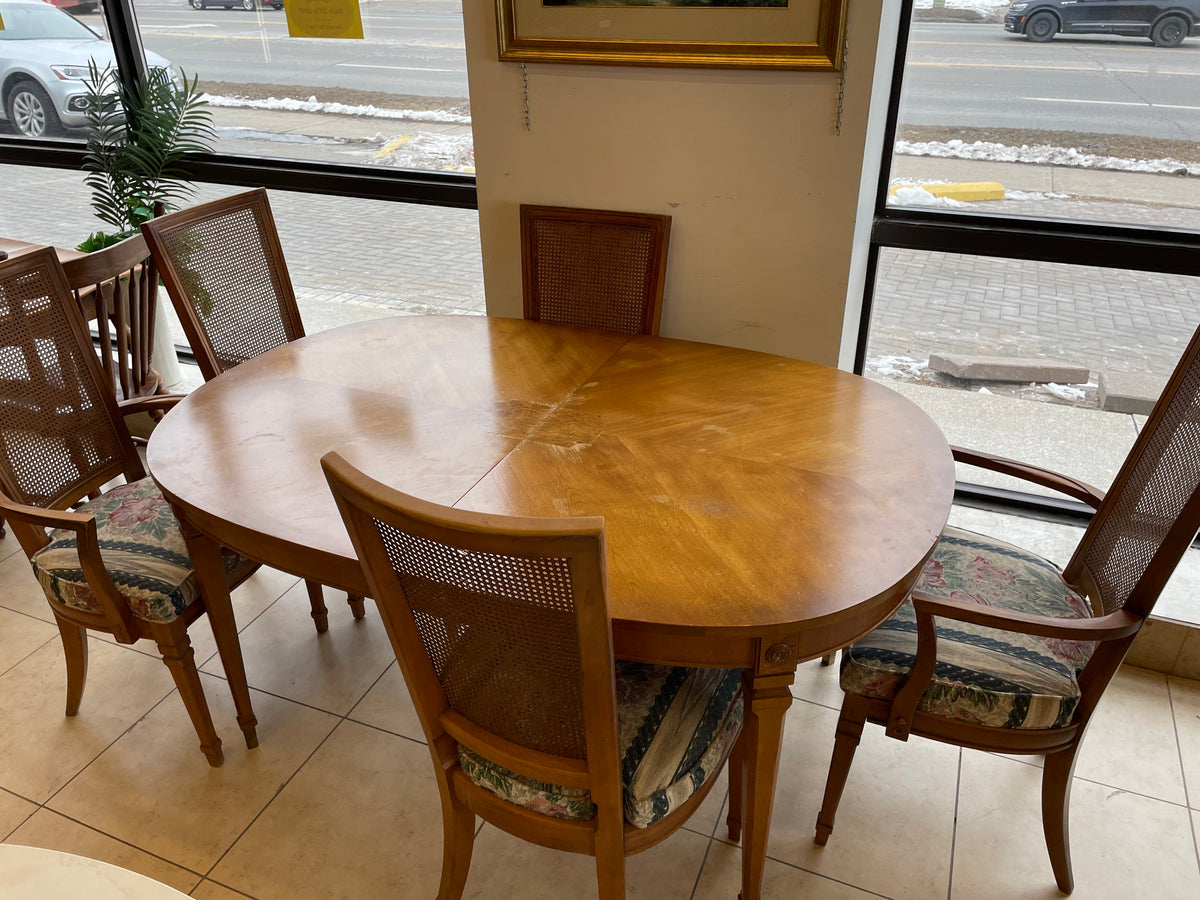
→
(726, 727, 746, 842)
(437, 794, 476, 900)
(594, 826, 627, 900)
(152, 624, 223, 766)
(1042, 745, 1081, 895)
(814, 693, 868, 846)
(56, 619, 89, 716)
(820, 651, 837, 666)
(304, 580, 330, 633)
(347, 594, 367, 620)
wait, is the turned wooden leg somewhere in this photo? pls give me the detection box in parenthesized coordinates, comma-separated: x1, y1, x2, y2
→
(152, 623, 222, 766)
(174, 513, 258, 748)
(437, 793, 476, 900)
(1042, 745, 1080, 894)
(305, 580, 330, 634)
(814, 693, 868, 846)
(593, 815, 627, 900)
(347, 594, 367, 620)
(820, 651, 837, 667)
(739, 668, 794, 900)
(56, 619, 89, 717)
(726, 727, 746, 842)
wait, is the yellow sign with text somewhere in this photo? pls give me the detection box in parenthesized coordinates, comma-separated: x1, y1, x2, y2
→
(285, 0, 364, 40)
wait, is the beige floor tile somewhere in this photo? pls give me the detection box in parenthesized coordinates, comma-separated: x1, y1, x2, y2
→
(209, 719, 441, 900)
(345, 660, 424, 741)
(190, 881, 256, 900)
(186, 567, 302, 669)
(0, 638, 175, 803)
(0, 606, 58, 675)
(1176, 630, 1200, 680)
(756, 699, 958, 900)
(694, 839, 880, 900)
(463, 819, 708, 899)
(0, 550, 55, 623)
(0, 789, 36, 840)
(201, 579, 392, 715)
(1168, 675, 1200, 809)
(6, 809, 201, 895)
(790, 657, 845, 711)
(1074, 666, 1185, 803)
(952, 750, 1200, 900)
(47, 677, 338, 873)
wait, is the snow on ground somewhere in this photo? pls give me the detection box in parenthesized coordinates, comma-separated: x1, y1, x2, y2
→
(890, 186, 967, 208)
(867, 356, 930, 380)
(202, 94, 472, 125)
(913, 0, 1009, 11)
(896, 138, 1200, 177)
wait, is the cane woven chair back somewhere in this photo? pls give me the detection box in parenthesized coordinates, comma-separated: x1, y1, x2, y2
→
(142, 188, 303, 381)
(520, 205, 671, 336)
(1066, 329, 1200, 620)
(61, 232, 160, 403)
(0, 248, 141, 519)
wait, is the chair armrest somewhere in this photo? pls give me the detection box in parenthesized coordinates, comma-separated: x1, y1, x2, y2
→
(951, 445, 1106, 509)
(884, 589, 1141, 740)
(0, 494, 91, 535)
(118, 394, 185, 418)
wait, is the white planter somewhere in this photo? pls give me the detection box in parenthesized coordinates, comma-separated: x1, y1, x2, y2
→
(153, 288, 184, 391)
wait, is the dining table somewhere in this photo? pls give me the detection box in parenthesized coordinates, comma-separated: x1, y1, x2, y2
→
(145, 313, 955, 900)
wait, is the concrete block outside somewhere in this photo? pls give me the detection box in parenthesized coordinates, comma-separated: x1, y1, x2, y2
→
(928, 353, 1090, 384)
(1098, 370, 1166, 415)
(888, 181, 1005, 202)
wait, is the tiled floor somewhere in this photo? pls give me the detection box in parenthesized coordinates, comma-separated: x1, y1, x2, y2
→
(1, 528, 1199, 899)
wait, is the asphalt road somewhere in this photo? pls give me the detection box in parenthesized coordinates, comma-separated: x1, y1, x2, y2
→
(903, 22, 1200, 141)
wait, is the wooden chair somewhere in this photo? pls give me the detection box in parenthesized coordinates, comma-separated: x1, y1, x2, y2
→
(141, 188, 365, 633)
(813, 319, 1200, 894)
(0, 247, 260, 766)
(60, 231, 161, 404)
(519, 205, 671, 335)
(322, 451, 745, 900)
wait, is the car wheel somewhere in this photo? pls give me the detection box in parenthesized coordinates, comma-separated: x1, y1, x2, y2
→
(1151, 15, 1188, 47)
(5, 80, 62, 139)
(241, 0, 256, 8)
(1025, 11, 1058, 42)
(190, 0, 206, 8)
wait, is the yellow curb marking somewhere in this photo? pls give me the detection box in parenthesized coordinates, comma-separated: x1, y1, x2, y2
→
(890, 182, 1005, 201)
(374, 135, 412, 158)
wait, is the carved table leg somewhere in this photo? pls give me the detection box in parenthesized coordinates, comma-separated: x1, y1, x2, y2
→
(175, 513, 259, 748)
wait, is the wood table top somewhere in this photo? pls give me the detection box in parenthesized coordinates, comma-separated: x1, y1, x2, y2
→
(147, 315, 954, 647)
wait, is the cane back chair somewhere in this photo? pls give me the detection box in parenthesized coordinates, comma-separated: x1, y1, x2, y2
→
(60, 231, 161, 404)
(814, 319, 1200, 894)
(519, 205, 671, 335)
(322, 451, 745, 899)
(0, 247, 260, 766)
(142, 188, 365, 632)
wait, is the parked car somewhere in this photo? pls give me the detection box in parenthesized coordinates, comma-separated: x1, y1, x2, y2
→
(1005, 0, 1200, 46)
(0, 0, 175, 137)
(189, 0, 284, 9)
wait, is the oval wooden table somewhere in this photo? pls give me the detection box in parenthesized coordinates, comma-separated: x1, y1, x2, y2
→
(147, 314, 955, 900)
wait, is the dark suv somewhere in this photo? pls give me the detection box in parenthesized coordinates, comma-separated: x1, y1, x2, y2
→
(1005, 0, 1200, 46)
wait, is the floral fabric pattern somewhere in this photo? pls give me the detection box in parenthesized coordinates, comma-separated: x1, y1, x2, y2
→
(841, 525, 1095, 730)
(31, 477, 244, 624)
(458, 662, 743, 828)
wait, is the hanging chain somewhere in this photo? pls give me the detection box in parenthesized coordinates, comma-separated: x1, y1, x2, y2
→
(522, 63, 531, 131)
(835, 7, 851, 136)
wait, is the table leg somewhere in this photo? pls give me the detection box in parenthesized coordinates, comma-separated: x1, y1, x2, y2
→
(176, 515, 259, 748)
(738, 669, 794, 900)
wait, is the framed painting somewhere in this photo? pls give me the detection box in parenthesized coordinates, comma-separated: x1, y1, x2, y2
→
(496, 0, 848, 71)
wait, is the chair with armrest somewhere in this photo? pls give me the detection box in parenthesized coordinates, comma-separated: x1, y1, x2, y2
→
(813, 319, 1200, 894)
(520, 204, 671, 335)
(60, 231, 161, 404)
(321, 451, 744, 899)
(0, 247, 260, 766)
(141, 187, 365, 633)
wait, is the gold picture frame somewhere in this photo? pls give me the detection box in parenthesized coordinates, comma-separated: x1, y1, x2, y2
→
(496, 0, 848, 72)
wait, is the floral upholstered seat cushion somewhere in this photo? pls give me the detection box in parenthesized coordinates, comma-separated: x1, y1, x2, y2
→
(31, 477, 242, 625)
(841, 525, 1096, 730)
(458, 662, 743, 828)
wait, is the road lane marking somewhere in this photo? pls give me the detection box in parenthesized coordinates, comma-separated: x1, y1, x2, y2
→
(910, 61, 1200, 76)
(1024, 96, 1200, 110)
(375, 135, 412, 159)
(335, 63, 460, 73)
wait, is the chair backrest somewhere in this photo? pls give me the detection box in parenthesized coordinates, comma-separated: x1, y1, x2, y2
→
(1066, 321, 1200, 624)
(0, 248, 143, 530)
(322, 451, 622, 797)
(141, 188, 304, 381)
(520, 204, 671, 336)
(60, 232, 159, 402)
